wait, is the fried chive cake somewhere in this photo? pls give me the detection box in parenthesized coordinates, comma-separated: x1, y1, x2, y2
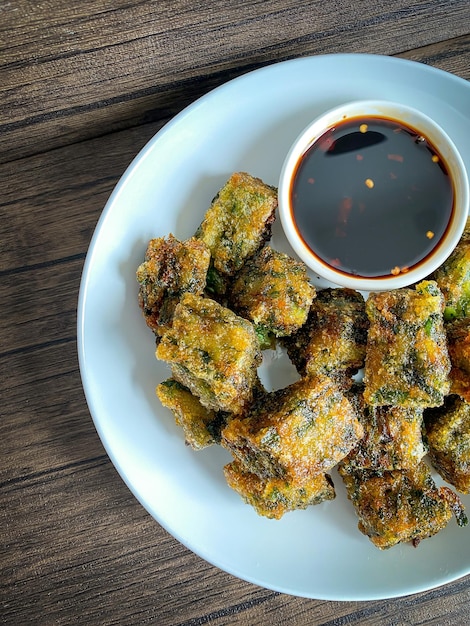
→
(284, 288, 368, 381)
(224, 460, 335, 519)
(156, 293, 261, 415)
(157, 379, 229, 449)
(346, 385, 427, 471)
(136, 234, 210, 339)
(229, 245, 315, 346)
(425, 395, 470, 494)
(432, 217, 470, 322)
(338, 461, 467, 549)
(363, 280, 450, 407)
(446, 317, 470, 401)
(221, 375, 363, 482)
(195, 172, 277, 294)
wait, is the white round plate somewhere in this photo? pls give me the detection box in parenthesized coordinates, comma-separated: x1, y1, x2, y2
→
(78, 53, 470, 601)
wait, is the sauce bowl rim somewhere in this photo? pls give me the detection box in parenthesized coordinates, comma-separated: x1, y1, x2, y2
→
(278, 99, 469, 291)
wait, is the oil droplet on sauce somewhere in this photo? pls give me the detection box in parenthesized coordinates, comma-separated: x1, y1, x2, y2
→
(290, 117, 454, 278)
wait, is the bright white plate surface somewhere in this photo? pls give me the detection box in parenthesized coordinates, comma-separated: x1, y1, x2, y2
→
(78, 53, 470, 601)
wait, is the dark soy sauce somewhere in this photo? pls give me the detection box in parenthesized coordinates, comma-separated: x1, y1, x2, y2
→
(290, 117, 454, 278)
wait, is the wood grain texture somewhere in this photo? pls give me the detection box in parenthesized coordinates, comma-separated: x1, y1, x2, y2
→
(1, 1, 470, 624)
(1, 0, 469, 162)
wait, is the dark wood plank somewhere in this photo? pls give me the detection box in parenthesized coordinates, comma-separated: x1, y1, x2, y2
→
(398, 33, 470, 77)
(1, 456, 275, 626)
(0, 347, 99, 480)
(1, 260, 81, 355)
(2, 454, 470, 625)
(1, 1, 469, 162)
(0, 120, 162, 271)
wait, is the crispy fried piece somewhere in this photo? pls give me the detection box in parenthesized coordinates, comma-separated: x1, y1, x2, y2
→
(156, 379, 229, 449)
(338, 461, 467, 549)
(346, 385, 427, 470)
(447, 318, 470, 401)
(229, 245, 315, 344)
(136, 234, 210, 338)
(224, 460, 335, 519)
(432, 217, 470, 322)
(221, 375, 363, 482)
(156, 293, 261, 415)
(425, 395, 470, 494)
(363, 281, 450, 407)
(195, 172, 277, 292)
(284, 288, 368, 380)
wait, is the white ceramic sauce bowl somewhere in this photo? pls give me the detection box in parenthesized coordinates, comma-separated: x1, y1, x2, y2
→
(278, 100, 469, 291)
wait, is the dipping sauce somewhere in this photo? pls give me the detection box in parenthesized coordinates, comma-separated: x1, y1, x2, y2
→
(290, 116, 454, 278)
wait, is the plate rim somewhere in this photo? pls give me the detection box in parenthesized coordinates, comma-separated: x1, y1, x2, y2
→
(77, 52, 470, 601)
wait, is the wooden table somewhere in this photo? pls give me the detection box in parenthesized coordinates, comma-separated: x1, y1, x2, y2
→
(2, 2, 470, 624)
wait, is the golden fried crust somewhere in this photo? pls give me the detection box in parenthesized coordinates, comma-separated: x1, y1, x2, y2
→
(284, 288, 368, 379)
(346, 387, 427, 470)
(195, 172, 277, 278)
(425, 395, 470, 494)
(221, 375, 363, 482)
(363, 281, 450, 407)
(156, 379, 228, 449)
(136, 234, 210, 337)
(156, 293, 262, 415)
(224, 460, 335, 519)
(432, 217, 470, 322)
(230, 245, 315, 340)
(338, 462, 466, 549)
(447, 318, 470, 401)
